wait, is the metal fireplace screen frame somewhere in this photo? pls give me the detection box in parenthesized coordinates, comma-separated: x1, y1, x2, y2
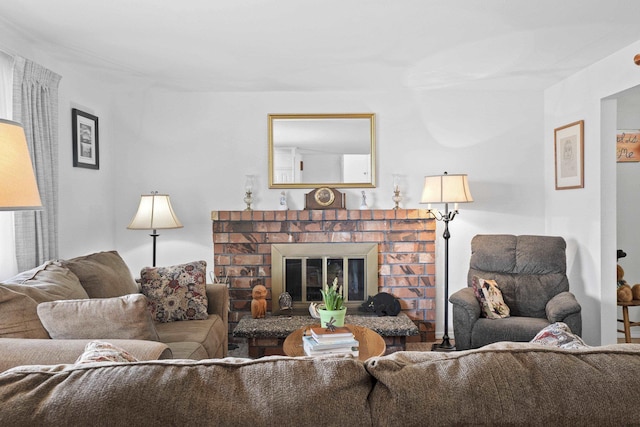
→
(271, 243, 378, 313)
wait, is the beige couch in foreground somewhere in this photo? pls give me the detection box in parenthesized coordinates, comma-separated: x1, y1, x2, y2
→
(0, 251, 228, 372)
(0, 342, 639, 426)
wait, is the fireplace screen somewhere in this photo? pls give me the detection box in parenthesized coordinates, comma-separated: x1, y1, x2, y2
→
(272, 243, 378, 313)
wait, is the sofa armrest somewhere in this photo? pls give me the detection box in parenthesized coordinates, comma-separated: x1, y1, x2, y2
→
(206, 283, 229, 325)
(0, 338, 172, 373)
(449, 287, 481, 350)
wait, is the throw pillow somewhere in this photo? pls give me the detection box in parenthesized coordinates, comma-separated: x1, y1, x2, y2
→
(37, 294, 160, 341)
(530, 322, 588, 349)
(1, 261, 89, 302)
(0, 261, 89, 339)
(471, 275, 510, 319)
(75, 341, 139, 364)
(140, 260, 208, 323)
(61, 251, 139, 299)
(0, 286, 50, 338)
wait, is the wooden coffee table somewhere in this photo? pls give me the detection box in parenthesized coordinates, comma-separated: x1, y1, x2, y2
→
(283, 324, 386, 360)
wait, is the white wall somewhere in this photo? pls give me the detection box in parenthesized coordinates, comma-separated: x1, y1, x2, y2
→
(109, 87, 547, 338)
(3, 26, 549, 340)
(545, 40, 640, 345)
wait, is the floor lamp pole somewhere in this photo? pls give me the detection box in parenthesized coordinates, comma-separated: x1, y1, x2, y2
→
(150, 229, 158, 267)
(433, 202, 455, 351)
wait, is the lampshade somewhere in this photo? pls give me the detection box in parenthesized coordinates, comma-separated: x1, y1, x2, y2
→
(0, 118, 42, 211)
(420, 173, 473, 204)
(127, 193, 183, 230)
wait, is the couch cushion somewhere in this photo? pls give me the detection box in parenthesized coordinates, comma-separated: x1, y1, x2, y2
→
(165, 341, 209, 359)
(37, 294, 160, 341)
(366, 342, 640, 427)
(2, 261, 89, 302)
(75, 341, 139, 364)
(0, 261, 90, 339)
(0, 338, 172, 373)
(471, 316, 550, 348)
(140, 260, 208, 323)
(154, 314, 223, 358)
(0, 356, 373, 425)
(61, 251, 139, 298)
(0, 286, 49, 338)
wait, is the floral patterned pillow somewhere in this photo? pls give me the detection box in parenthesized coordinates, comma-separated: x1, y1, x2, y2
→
(75, 341, 139, 364)
(530, 322, 588, 349)
(140, 260, 208, 323)
(471, 275, 510, 319)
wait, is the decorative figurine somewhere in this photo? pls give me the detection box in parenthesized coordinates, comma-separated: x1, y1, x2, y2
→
(278, 291, 293, 315)
(278, 191, 288, 210)
(251, 284, 267, 319)
(359, 190, 369, 210)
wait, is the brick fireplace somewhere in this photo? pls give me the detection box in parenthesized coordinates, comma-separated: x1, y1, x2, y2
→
(211, 208, 437, 344)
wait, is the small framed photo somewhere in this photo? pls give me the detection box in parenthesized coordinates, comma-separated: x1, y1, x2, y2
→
(554, 120, 584, 190)
(72, 108, 99, 170)
(616, 130, 640, 162)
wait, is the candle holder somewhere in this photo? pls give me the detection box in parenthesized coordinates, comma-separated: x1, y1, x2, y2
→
(392, 174, 402, 209)
(244, 175, 254, 211)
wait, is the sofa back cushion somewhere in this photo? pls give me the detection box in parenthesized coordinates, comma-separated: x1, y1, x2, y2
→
(37, 294, 160, 341)
(0, 261, 90, 339)
(468, 235, 569, 318)
(61, 251, 139, 298)
(1, 261, 89, 302)
(0, 286, 49, 338)
(366, 342, 640, 427)
(0, 356, 373, 425)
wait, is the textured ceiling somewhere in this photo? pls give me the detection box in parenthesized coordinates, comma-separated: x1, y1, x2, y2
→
(2, 0, 640, 91)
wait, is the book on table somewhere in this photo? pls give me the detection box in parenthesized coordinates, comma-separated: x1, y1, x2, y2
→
(310, 326, 354, 341)
(303, 336, 359, 357)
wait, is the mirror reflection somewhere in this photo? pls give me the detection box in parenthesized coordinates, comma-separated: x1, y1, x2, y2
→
(268, 113, 376, 188)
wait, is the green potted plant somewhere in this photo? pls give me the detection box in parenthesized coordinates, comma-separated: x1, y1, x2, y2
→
(319, 277, 346, 328)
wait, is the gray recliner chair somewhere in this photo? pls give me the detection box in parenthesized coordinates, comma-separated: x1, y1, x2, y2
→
(450, 234, 582, 350)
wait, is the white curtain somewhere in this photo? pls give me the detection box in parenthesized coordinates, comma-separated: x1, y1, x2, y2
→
(0, 50, 17, 280)
(12, 56, 61, 271)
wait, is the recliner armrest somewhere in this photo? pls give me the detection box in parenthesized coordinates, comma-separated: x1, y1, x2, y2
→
(545, 291, 581, 323)
(449, 287, 481, 319)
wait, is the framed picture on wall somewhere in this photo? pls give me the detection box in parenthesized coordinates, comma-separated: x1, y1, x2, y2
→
(554, 120, 584, 190)
(616, 130, 640, 162)
(72, 108, 99, 170)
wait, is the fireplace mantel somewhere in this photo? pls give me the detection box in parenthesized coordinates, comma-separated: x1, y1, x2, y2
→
(212, 208, 436, 344)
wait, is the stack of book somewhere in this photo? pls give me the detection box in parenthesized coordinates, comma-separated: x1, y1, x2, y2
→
(303, 326, 359, 357)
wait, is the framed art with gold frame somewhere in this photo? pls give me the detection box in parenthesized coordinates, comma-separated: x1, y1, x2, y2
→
(554, 120, 584, 190)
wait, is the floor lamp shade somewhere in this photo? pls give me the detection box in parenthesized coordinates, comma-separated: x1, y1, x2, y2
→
(127, 192, 183, 267)
(420, 173, 473, 204)
(127, 193, 183, 230)
(0, 118, 42, 211)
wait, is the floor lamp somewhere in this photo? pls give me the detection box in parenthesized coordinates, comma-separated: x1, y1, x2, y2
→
(127, 191, 183, 267)
(420, 172, 473, 351)
(0, 119, 43, 278)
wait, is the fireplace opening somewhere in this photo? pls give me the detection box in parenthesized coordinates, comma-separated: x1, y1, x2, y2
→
(271, 243, 378, 314)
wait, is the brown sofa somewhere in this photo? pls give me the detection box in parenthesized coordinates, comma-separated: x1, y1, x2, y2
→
(0, 251, 228, 372)
(0, 342, 638, 426)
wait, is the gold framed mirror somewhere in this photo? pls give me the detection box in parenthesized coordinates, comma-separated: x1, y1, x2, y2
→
(268, 113, 376, 188)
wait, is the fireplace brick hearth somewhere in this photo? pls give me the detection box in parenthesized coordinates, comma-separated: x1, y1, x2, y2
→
(211, 208, 436, 344)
